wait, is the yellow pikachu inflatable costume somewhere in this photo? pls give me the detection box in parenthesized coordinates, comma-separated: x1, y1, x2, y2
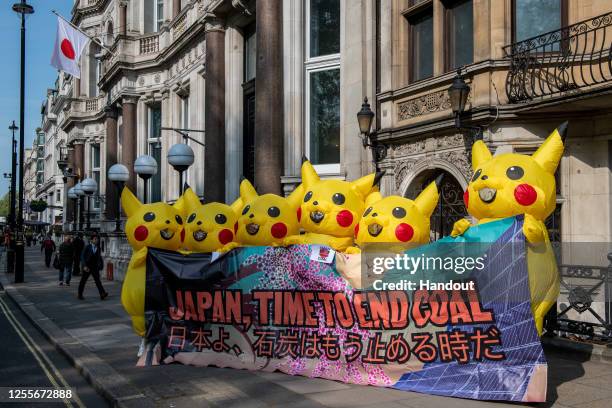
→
(285, 160, 382, 251)
(235, 178, 303, 246)
(355, 176, 441, 247)
(180, 187, 242, 253)
(121, 188, 185, 337)
(452, 122, 566, 335)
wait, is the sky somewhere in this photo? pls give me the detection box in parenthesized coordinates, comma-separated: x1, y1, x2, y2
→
(0, 0, 73, 197)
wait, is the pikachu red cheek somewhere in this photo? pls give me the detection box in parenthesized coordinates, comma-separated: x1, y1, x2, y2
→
(271, 222, 288, 239)
(336, 210, 353, 228)
(218, 229, 233, 245)
(514, 183, 537, 206)
(395, 223, 414, 242)
(134, 225, 148, 241)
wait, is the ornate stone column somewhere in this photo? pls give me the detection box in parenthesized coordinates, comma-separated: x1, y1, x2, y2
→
(255, 0, 283, 195)
(119, 1, 127, 36)
(74, 78, 80, 98)
(73, 142, 85, 181)
(122, 96, 138, 191)
(173, 0, 181, 18)
(204, 19, 226, 202)
(105, 104, 119, 220)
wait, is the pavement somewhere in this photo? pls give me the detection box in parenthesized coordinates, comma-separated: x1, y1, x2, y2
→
(1, 246, 612, 408)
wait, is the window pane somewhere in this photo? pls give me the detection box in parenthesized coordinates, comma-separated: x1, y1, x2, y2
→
(310, 0, 340, 57)
(149, 144, 162, 202)
(309, 69, 340, 165)
(449, 0, 473, 69)
(411, 10, 433, 81)
(149, 106, 161, 139)
(156, 0, 164, 31)
(515, 0, 561, 42)
(93, 171, 100, 208)
(92, 144, 100, 168)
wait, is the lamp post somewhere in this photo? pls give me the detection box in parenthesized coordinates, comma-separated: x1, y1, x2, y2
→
(74, 182, 84, 231)
(3, 172, 14, 275)
(167, 143, 194, 195)
(8, 122, 17, 228)
(134, 155, 158, 204)
(107, 164, 129, 232)
(13, 0, 34, 284)
(447, 69, 482, 140)
(67, 187, 78, 232)
(81, 178, 98, 230)
(356, 97, 386, 172)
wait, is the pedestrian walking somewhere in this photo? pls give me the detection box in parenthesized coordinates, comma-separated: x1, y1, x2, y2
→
(41, 234, 56, 268)
(78, 235, 108, 300)
(58, 235, 74, 286)
(72, 233, 84, 277)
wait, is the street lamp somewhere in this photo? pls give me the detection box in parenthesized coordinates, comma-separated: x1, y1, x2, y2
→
(67, 187, 78, 232)
(447, 69, 482, 140)
(167, 143, 194, 195)
(74, 182, 84, 231)
(81, 177, 98, 230)
(107, 164, 129, 232)
(8, 122, 18, 228)
(356, 97, 386, 172)
(134, 155, 157, 204)
(13, 0, 35, 284)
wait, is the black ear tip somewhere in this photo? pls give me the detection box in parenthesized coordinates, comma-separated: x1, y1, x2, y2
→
(557, 121, 568, 143)
(373, 171, 386, 186)
(183, 182, 191, 191)
(434, 173, 444, 189)
(301, 155, 309, 164)
(240, 175, 246, 182)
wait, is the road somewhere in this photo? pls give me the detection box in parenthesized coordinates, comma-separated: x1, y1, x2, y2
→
(0, 290, 110, 408)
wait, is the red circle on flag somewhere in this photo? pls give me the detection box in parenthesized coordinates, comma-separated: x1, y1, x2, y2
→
(61, 39, 76, 60)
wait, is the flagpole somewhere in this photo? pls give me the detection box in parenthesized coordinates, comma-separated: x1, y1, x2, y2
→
(51, 9, 116, 57)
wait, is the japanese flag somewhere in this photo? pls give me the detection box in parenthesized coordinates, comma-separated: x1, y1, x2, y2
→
(50, 17, 89, 78)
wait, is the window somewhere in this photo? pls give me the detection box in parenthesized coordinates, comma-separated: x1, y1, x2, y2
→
(305, 0, 341, 172)
(148, 105, 162, 202)
(309, 0, 340, 58)
(156, 0, 164, 31)
(56, 189, 61, 202)
(91, 144, 101, 209)
(445, 0, 473, 71)
(106, 21, 114, 46)
(513, 0, 564, 43)
(244, 28, 256, 82)
(144, 0, 164, 33)
(88, 43, 100, 97)
(409, 7, 434, 82)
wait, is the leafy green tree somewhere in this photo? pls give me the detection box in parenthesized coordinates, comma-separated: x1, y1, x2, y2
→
(0, 192, 10, 218)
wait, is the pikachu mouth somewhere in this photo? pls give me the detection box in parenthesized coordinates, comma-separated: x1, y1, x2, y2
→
(309, 211, 325, 224)
(246, 223, 260, 235)
(160, 228, 175, 240)
(367, 223, 383, 237)
(193, 230, 207, 242)
(478, 187, 497, 204)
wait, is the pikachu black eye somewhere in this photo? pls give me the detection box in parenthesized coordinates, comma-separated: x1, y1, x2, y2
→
(188, 213, 196, 223)
(304, 191, 313, 202)
(471, 169, 482, 182)
(363, 207, 373, 217)
(506, 166, 524, 180)
(267, 206, 280, 217)
(242, 205, 250, 215)
(215, 214, 227, 224)
(332, 193, 345, 205)
(175, 215, 183, 225)
(392, 207, 406, 219)
(143, 212, 155, 222)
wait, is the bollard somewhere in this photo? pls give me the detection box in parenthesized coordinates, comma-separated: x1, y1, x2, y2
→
(106, 262, 114, 281)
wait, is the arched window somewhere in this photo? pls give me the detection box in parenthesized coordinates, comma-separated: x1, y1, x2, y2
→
(88, 42, 101, 97)
(106, 21, 114, 45)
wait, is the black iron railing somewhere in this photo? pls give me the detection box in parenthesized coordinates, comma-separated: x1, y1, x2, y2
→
(504, 12, 612, 103)
(545, 253, 612, 343)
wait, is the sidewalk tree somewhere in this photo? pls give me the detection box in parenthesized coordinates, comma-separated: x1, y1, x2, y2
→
(0, 192, 9, 217)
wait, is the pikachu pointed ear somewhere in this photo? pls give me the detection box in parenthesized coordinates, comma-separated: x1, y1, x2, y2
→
(239, 178, 258, 202)
(472, 140, 492, 171)
(351, 171, 383, 199)
(176, 188, 201, 214)
(229, 197, 243, 215)
(532, 122, 566, 174)
(414, 180, 440, 219)
(365, 191, 383, 208)
(301, 160, 320, 188)
(121, 187, 141, 218)
(286, 184, 304, 209)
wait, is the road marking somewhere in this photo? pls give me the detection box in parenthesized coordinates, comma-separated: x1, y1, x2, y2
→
(0, 295, 86, 408)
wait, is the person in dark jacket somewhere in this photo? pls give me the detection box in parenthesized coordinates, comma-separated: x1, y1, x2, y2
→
(78, 235, 108, 300)
(41, 235, 56, 268)
(72, 233, 84, 276)
(58, 235, 74, 286)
